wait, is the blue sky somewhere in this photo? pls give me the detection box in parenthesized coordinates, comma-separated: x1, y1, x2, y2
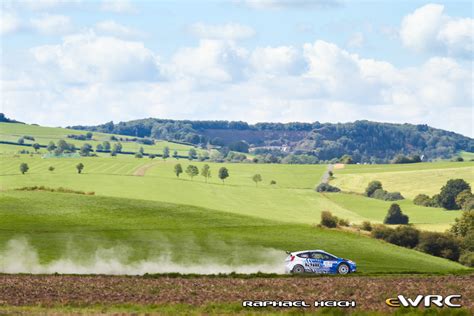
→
(1, 0, 473, 136)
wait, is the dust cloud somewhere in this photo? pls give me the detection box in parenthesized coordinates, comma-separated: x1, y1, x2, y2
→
(0, 238, 286, 275)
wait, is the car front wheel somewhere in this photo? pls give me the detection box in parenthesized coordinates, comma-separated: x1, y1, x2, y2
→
(337, 263, 350, 275)
(292, 264, 305, 274)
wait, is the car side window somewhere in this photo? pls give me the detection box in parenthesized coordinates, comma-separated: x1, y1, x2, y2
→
(310, 252, 325, 259)
(297, 252, 310, 258)
(312, 252, 335, 260)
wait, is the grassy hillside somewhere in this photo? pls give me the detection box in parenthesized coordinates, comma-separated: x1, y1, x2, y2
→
(0, 122, 197, 156)
(0, 190, 467, 274)
(330, 162, 474, 199)
(0, 155, 469, 230)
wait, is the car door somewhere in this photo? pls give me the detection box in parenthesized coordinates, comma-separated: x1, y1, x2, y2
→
(319, 253, 338, 273)
(306, 252, 324, 273)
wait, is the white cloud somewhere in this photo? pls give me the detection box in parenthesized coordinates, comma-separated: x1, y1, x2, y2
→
(166, 39, 249, 82)
(101, 0, 136, 13)
(3, 35, 472, 137)
(95, 20, 144, 38)
(30, 14, 73, 35)
(347, 32, 364, 49)
(400, 4, 474, 58)
(189, 22, 255, 40)
(250, 46, 304, 75)
(239, 0, 341, 10)
(30, 31, 159, 83)
(11, 0, 82, 11)
(0, 12, 21, 35)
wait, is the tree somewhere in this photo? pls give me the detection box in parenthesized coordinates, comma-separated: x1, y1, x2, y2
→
(455, 190, 472, 210)
(173, 150, 179, 159)
(47, 141, 56, 152)
(112, 143, 122, 153)
(383, 203, 409, 225)
(439, 179, 471, 210)
(135, 152, 143, 158)
(139, 146, 144, 155)
(96, 144, 104, 151)
(218, 167, 229, 184)
(365, 180, 382, 197)
(186, 165, 199, 180)
(86, 132, 93, 139)
(163, 146, 170, 160)
(174, 163, 183, 178)
(103, 141, 111, 152)
(339, 154, 353, 164)
(201, 164, 211, 183)
(19, 163, 29, 174)
(450, 211, 474, 238)
(32, 143, 40, 152)
(80, 143, 93, 156)
(188, 148, 197, 160)
(76, 163, 84, 174)
(48, 166, 55, 172)
(57, 139, 69, 153)
(413, 194, 432, 206)
(251, 174, 262, 187)
(18, 137, 24, 145)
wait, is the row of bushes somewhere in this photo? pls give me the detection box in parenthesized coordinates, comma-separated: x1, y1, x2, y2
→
(320, 210, 473, 267)
(15, 186, 95, 195)
(414, 179, 473, 210)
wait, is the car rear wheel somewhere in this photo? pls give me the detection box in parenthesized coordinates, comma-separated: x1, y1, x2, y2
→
(337, 263, 350, 275)
(292, 264, 305, 274)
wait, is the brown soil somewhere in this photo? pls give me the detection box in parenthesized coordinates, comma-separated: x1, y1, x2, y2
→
(133, 162, 159, 176)
(0, 274, 472, 311)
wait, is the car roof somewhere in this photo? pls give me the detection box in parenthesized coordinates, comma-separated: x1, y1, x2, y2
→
(291, 250, 337, 256)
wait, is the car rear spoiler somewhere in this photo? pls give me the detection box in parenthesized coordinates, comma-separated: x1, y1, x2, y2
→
(285, 251, 292, 255)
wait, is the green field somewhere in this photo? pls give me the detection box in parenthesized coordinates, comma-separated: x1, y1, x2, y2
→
(0, 122, 199, 156)
(1, 122, 473, 275)
(0, 190, 466, 274)
(331, 162, 474, 199)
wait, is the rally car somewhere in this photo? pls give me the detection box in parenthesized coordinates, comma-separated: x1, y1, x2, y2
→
(285, 250, 356, 274)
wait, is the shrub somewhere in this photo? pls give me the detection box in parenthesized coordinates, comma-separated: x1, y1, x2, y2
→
(361, 221, 372, 231)
(383, 203, 409, 225)
(270, 180, 276, 185)
(417, 232, 461, 261)
(386, 226, 420, 248)
(384, 191, 404, 201)
(459, 252, 474, 267)
(135, 152, 143, 158)
(338, 218, 350, 227)
(371, 225, 393, 240)
(321, 211, 338, 228)
(48, 166, 55, 172)
(315, 183, 340, 192)
(365, 181, 382, 197)
(414, 194, 432, 206)
(372, 188, 388, 200)
(149, 154, 156, 159)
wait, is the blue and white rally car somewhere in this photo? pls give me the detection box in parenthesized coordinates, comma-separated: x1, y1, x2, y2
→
(285, 250, 356, 274)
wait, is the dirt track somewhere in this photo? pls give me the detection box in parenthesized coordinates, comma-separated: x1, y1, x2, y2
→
(0, 274, 472, 311)
(133, 162, 159, 176)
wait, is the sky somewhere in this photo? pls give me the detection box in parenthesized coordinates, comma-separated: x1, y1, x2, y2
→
(1, 0, 473, 137)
